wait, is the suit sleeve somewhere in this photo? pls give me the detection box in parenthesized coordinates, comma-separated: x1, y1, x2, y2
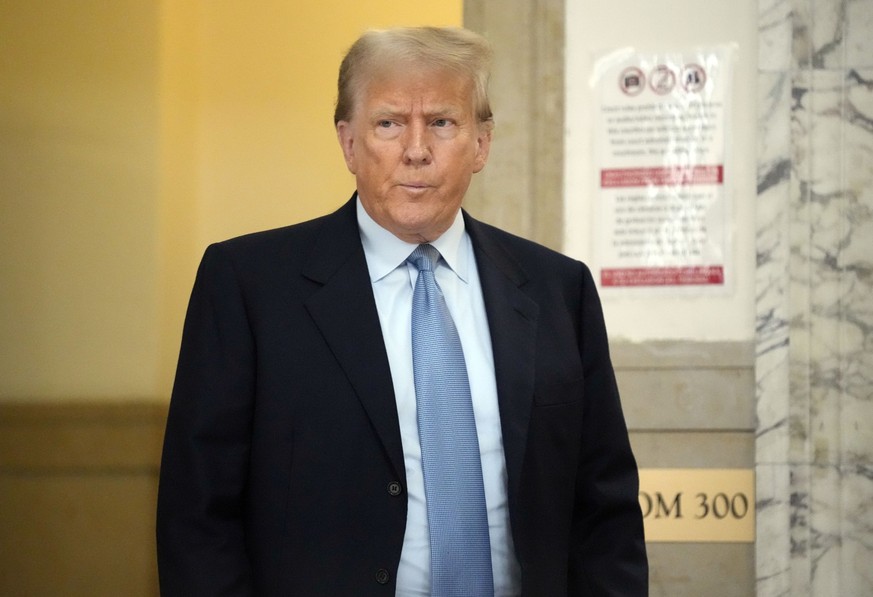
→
(156, 243, 256, 596)
(569, 264, 648, 596)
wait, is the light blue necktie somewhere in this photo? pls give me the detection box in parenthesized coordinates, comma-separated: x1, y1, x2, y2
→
(408, 244, 494, 597)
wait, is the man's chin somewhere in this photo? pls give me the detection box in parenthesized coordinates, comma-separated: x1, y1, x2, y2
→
(391, 215, 452, 244)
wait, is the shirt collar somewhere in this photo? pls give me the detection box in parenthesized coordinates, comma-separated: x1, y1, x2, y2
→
(356, 196, 469, 284)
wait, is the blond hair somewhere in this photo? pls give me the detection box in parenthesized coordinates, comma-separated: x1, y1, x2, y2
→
(334, 27, 493, 128)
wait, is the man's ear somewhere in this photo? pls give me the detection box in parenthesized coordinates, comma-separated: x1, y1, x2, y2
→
(336, 121, 357, 174)
(472, 124, 493, 174)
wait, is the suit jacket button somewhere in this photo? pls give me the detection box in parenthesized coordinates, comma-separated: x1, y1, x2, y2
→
(387, 481, 402, 496)
(375, 568, 390, 584)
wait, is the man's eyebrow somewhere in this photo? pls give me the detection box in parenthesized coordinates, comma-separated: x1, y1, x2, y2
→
(427, 104, 463, 115)
(368, 105, 406, 118)
(366, 105, 465, 120)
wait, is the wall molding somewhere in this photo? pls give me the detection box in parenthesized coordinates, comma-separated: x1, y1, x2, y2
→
(0, 400, 167, 471)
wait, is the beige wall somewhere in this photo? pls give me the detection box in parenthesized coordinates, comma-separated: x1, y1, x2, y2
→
(1, 1, 162, 399)
(1, 0, 462, 403)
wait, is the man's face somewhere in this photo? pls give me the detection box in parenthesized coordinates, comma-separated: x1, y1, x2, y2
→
(336, 65, 492, 243)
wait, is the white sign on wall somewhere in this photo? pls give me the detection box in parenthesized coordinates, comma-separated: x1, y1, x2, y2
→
(591, 46, 736, 292)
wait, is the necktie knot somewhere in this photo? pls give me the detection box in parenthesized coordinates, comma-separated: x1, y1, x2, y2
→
(408, 244, 440, 273)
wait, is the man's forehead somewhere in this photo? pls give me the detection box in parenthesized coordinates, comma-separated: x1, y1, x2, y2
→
(359, 68, 472, 101)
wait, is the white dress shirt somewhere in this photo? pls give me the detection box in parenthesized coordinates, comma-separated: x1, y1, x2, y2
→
(357, 199, 522, 596)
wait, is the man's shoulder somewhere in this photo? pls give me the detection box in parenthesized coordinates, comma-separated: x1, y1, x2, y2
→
(216, 216, 321, 254)
(464, 213, 586, 276)
(208, 199, 357, 260)
(192, 198, 360, 288)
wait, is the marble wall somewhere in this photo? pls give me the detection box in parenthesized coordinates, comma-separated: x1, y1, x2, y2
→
(756, 0, 873, 594)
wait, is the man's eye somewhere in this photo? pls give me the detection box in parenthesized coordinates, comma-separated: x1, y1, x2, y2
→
(377, 120, 393, 128)
(433, 119, 450, 127)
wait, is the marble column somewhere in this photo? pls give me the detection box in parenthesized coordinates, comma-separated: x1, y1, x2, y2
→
(756, 0, 873, 595)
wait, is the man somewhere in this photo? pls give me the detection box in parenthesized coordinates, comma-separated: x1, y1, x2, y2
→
(157, 27, 647, 596)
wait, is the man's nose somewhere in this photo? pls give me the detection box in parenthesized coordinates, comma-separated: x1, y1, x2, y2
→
(402, 123, 432, 164)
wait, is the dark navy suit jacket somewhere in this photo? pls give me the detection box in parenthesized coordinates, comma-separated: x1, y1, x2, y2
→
(156, 196, 647, 596)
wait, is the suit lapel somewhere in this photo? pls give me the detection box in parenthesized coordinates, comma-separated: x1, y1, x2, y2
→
(301, 198, 405, 481)
(465, 214, 538, 503)
(297, 202, 538, 497)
